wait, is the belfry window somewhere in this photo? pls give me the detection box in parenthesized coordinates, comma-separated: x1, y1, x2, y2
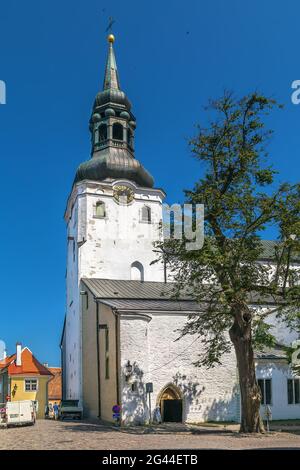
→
(127, 128, 133, 147)
(141, 206, 151, 223)
(98, 124, 107, 142)
(113, 122, 123, 140)
(95, 201, 106, 218)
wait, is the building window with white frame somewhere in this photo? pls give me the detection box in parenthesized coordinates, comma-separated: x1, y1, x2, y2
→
(25, 379, 38, 392)
(288, 378, 300, 404)
(258, 378, 272, 405)
(95, 201, 106, 218)
(141, 205, 151, 223)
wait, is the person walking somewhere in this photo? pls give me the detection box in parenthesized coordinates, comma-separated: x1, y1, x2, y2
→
(53, 402, 59, 420)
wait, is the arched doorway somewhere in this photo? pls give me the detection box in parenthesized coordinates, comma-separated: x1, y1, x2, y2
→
(157, 384, 183, 423)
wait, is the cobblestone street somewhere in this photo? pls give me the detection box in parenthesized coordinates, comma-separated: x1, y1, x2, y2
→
(1, 420, 300, 450)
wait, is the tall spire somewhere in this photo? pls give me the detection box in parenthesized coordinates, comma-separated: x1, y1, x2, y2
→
(73, 33, 154, 189)
(103, 34, 120, 91)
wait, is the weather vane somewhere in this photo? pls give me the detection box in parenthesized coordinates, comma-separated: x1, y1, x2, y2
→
(106, 16, 115, 33)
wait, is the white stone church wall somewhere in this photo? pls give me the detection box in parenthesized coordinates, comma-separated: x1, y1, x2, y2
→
(265, 310, 299, 346)
(64, 197, 83, 402)
(120, 313, 239, 424)
(64, 178, 165, 403)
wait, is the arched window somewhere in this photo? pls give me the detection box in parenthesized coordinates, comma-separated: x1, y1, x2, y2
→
(127, 128, 133, 147)
(98, 124, 107, 142)
(95, 201, 106, 218)
(141, 206, 151, 223)
(131, 261, 144, 281)
(113, 122, 123, 141)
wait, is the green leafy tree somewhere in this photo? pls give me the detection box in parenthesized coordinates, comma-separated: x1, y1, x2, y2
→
(156, 92, 300, 433)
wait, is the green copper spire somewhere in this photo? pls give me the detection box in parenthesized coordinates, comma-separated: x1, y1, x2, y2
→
(103, 34, 120, 90)
(73, 33, 154, 189)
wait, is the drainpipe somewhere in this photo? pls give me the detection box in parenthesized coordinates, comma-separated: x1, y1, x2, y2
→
(112, 308, 122, 425)
(96, 301, 101, 419)
(60, 344, 64, 399)
(163, 253, 167, 283)
(113, 309, 120, 406)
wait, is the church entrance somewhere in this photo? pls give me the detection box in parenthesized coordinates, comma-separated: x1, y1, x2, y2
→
(158, 384, 183, 423)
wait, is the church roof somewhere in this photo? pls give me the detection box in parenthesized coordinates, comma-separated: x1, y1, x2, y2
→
(82, 278, 192, 300)
(82, 278, 200, 312)
(255, 343, 287, 361)
(82, 277, 282, 309)
(74, 150, 154, 188)
(98, 298, 201, 312)
(259, 239, 299, 261)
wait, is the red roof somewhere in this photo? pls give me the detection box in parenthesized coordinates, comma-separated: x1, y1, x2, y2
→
(0, 354, 15, 368)
(48, 367, 62, 400)
(0, 348, 53, 376)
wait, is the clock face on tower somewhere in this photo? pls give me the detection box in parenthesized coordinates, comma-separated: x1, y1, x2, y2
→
(113, 185, 134, 205)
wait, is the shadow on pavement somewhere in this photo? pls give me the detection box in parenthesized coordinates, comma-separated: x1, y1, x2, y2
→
(59, 420, 237, 436)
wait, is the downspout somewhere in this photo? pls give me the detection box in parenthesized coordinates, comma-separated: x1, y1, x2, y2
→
(163, 253, 167, 283)
(114, 309, 120, 406)
(96, 301, 101, 419)
(60, 345, 64, 399)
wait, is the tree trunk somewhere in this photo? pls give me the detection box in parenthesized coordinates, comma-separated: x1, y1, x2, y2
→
(229, 303, 265, 433)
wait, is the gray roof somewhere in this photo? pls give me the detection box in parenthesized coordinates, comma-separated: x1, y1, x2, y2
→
(260, 240, 277, 260)
(82, 278, 200, 312)
(82, 278, 191, 300)
(82, 278, 281, 307)
(163, 240, 299, 262)
(74, 150, 154, 189)
(255, 344, 287, 360)
(98, 298, 201, 312)
(260, 240, 300, 261)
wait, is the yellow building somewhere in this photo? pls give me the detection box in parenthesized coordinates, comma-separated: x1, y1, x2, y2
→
(0, 344, 53, 418)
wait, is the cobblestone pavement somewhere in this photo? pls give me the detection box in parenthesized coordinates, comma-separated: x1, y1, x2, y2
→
(1, 420, 300, 450)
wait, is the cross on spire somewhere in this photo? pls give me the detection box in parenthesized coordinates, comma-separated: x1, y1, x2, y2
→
(105, 16, 115, 33)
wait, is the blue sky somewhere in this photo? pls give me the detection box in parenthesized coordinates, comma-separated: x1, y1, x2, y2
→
(0, 0, 299, 365)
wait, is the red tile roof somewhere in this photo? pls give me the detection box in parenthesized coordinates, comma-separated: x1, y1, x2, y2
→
(48, 367, 62, 400)
(0, 354, 15, 368)
(0, 348, 53, 377)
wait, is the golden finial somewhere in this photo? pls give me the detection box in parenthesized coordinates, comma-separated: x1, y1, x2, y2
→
(107, 34, 115, 43)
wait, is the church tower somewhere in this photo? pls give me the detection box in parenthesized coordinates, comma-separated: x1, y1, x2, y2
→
(63, 35, 165, 400)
